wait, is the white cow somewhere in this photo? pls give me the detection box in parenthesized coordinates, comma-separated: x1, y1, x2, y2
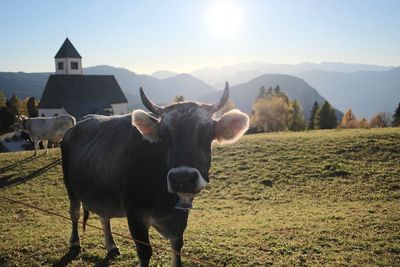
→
(16, 115, 76, 156)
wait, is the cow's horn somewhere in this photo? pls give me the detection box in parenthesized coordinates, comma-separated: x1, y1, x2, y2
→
(208, 81, 229, 113)
(139, 87, 164, 115)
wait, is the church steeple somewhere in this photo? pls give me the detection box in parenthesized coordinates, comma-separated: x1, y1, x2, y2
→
(54, 38, 83, 75)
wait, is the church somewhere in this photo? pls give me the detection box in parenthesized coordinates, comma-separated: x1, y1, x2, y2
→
(38, 38, 128, 119)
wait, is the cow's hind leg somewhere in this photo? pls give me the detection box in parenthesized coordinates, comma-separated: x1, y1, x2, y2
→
(42, 140, 48, 154)
(99, 217, 120, 256)
(33, 137, 39, 156)
(127, 216, 152, 267)
(69, 197, 81, 250)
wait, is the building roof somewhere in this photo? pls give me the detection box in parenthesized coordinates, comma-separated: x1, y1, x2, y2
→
(38, 75, 128, 119)
(54, 38, 82, 59)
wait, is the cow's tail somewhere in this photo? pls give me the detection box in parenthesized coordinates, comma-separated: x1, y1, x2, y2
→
(83, 208, 90, 232)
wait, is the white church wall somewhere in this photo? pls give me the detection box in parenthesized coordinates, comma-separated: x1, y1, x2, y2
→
(55, 58, 82, 75)
(111, 103, 128, 115)
(38, 107, 69, 117)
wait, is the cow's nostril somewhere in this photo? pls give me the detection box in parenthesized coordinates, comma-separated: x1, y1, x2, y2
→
(190, 171, 198, 181)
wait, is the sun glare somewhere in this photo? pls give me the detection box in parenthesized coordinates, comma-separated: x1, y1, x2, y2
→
(207, 1, 242, 37)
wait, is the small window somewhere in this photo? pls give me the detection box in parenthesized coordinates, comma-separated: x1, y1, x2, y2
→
(58, 62, 64, 70)
(53, 114, 58, 117)
(41, 114, 45, 117)
(71, 61, 78, 70)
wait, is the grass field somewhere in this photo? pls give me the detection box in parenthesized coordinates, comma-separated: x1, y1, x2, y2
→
(1, 128, 400, 266)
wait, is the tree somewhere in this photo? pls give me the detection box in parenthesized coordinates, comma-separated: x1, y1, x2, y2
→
(173, 95, 184, 103)
(392, 102, 400, 127)
(252, 94, 293, 132)
(7, 95, 22, 117)
(27, 97, 39, 117)
(369, 112, 386, 128)
(288, 100, 306, 131)
(314, 101, 337, 129)
(340, 108, 358, 128)
(257, 86, 267, 99)
(308, 101, 319, 130)
(358, 118, 369, 129)
(0, 107, 15, 127)
(0, 90, 7, 108)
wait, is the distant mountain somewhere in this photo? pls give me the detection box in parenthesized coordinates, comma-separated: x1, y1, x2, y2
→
(0, 65, 217, 109)
(200, 74, 343, 121)
(298, 67, 400, 119)
(190, 62, 393, 88)
(151, 70, 178, 79)
(85, 65, 216, 105)
(0, 72, 50, 99)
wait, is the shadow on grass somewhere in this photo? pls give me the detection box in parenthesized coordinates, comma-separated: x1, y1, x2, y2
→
(52, 247, 81, 267)
(0, 154, 43, 174)
(0, 157, 61, 189)
(52, 247, 120, 267)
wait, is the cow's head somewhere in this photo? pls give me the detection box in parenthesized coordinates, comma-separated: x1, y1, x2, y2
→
(132, 82, 249, 199)
(14, 115, 27, 136)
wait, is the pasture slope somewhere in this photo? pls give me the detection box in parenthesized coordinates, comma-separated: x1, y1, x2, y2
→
(0, 128, 400, 266)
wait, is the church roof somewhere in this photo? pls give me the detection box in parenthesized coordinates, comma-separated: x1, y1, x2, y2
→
(38, 75, 128, 119)
(54, 38, 82, 59)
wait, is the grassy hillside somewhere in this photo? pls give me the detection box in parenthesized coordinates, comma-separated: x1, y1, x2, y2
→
(1, 128, 400, 266)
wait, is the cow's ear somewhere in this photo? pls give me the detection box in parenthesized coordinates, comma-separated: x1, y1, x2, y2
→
(214, 109, 249, 145)
(131, 110, 160, 143)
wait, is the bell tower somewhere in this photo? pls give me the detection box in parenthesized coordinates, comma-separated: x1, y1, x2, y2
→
(54, 38, 82, 75)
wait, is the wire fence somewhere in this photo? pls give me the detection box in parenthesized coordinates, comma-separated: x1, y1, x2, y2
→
(0, 194, 221, 267)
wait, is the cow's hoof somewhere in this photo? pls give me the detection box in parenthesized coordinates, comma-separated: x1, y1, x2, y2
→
(69, 245, 81, 254)
(107, 247, 121, 258)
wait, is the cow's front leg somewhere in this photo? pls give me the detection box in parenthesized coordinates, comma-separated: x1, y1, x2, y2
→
(170, 237, 183, 267)
(127, 216, 152, 267)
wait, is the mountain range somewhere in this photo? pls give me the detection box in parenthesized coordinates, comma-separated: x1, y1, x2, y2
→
(188, 62, 393, 88)
(298, 68, 400, 119)
(1, 62, 399, 120)
(200, 74, 341, 120)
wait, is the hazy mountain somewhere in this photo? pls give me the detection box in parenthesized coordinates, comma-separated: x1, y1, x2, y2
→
(0, 65, 217, 108)
(191, 62, 393, 88)
(0, 72, 50, 99)
(200, 74, 343, 121)
(151, 70, 178, 79)
(85, 65, 216, 105)
(298, 67, 400, 119)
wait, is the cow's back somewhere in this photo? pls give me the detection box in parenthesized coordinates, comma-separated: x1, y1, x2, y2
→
(62, 114, 150, 217)
(26, 115, 75, 142)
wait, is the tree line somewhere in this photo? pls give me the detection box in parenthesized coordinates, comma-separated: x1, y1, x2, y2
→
(0, 91, 39, 130)
(217, 85, 400, 133)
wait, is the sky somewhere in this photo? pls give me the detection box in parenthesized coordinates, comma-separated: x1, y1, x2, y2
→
(1, 0, 399, 74)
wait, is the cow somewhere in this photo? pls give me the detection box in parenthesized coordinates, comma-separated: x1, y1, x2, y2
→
(16, 114, 76, 156)
(61, 83, 249, 267)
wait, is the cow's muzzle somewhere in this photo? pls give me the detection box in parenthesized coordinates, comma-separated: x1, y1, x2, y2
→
(167, 167, 207, 195)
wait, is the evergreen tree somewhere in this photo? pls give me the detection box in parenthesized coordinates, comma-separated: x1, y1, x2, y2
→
(27, 97, 39, 117)
(288, 100, 306, 131)
(257, 86, 267, 99)
(392, 102, 400, 127)
(308, 101, 319, 130)
(0, 90, 7, 108)
(0, 107, 15, 127)
(7, 95, 22, 117)
(173, 95, 184, 103)
(314, 101, 337, 129)
(274, 85, 281, 95)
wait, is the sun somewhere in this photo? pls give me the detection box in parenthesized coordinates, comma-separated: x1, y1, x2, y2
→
(207, 1, 243, 37)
